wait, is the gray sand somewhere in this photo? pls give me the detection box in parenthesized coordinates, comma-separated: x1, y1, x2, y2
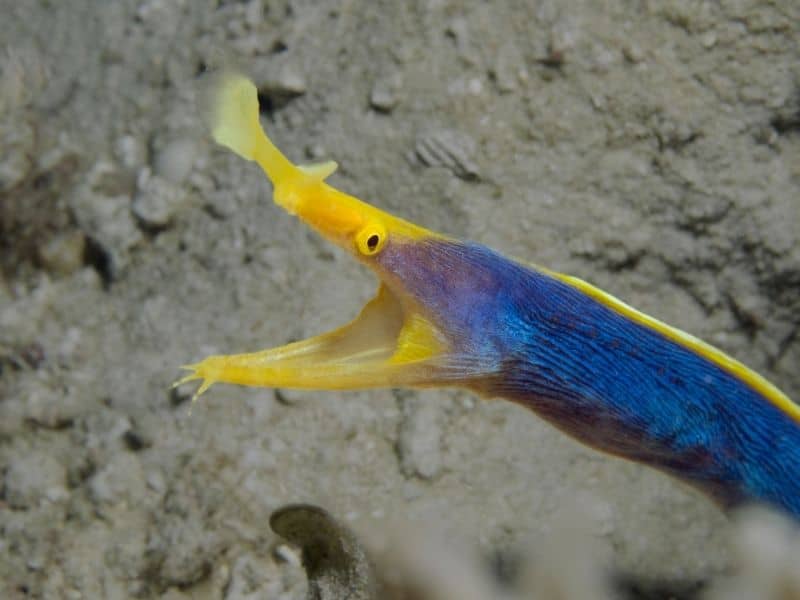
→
(1, 1, 798, 598)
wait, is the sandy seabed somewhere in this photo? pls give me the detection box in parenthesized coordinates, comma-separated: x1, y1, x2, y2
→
(1, 1, 799, 598)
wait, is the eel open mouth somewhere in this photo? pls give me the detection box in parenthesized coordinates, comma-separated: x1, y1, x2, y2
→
(175, 282, 447, 400)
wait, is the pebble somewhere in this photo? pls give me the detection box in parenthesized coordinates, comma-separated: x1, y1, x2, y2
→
(10, 379, 88, 430)
(395, 391, 443, 480)
(132, 168, 186, 230)
(369, 73, 402, 112)
(255, 62, 307, 109)
(114, 135, 147, 170)
(146, 469, 167, 495)
(4, 451, 68, 509)
(154, 137, 198, 185)
(623, 42, 645, 64)
(547, 20, 577, 65)
(69, 160, 142, 279)
(37, 230, 87, 275)
(701, 31, 717, 49)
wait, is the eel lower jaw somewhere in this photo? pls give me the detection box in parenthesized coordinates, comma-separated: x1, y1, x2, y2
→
(175, 284, 451, 401)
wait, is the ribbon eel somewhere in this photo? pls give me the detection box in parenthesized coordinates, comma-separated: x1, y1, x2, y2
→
(177, 74, 800, 519)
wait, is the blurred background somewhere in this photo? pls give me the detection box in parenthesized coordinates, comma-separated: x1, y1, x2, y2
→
(0, 1, 798, 598)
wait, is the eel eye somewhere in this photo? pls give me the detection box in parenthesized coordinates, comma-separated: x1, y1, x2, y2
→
(356, 224, 387, 256)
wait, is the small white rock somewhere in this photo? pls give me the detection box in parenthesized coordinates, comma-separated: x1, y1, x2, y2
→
(272, 543, 301, 567)
(69, 160, 142, 278)
(37, 230, 86, 276)
(273, 64, 307, 96)
(154, 137, 198, 185)
(132, 168, 186, 229)
(4, 451, 67, 509)
(701, 31, 717, 49)
(369, 73, 402, 112)
(114, 135, 147, 170)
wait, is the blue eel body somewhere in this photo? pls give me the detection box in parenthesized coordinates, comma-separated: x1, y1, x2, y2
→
(379, 239, 800, 517)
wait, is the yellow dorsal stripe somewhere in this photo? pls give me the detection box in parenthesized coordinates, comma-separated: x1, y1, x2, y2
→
(537, 266, 800, 425)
